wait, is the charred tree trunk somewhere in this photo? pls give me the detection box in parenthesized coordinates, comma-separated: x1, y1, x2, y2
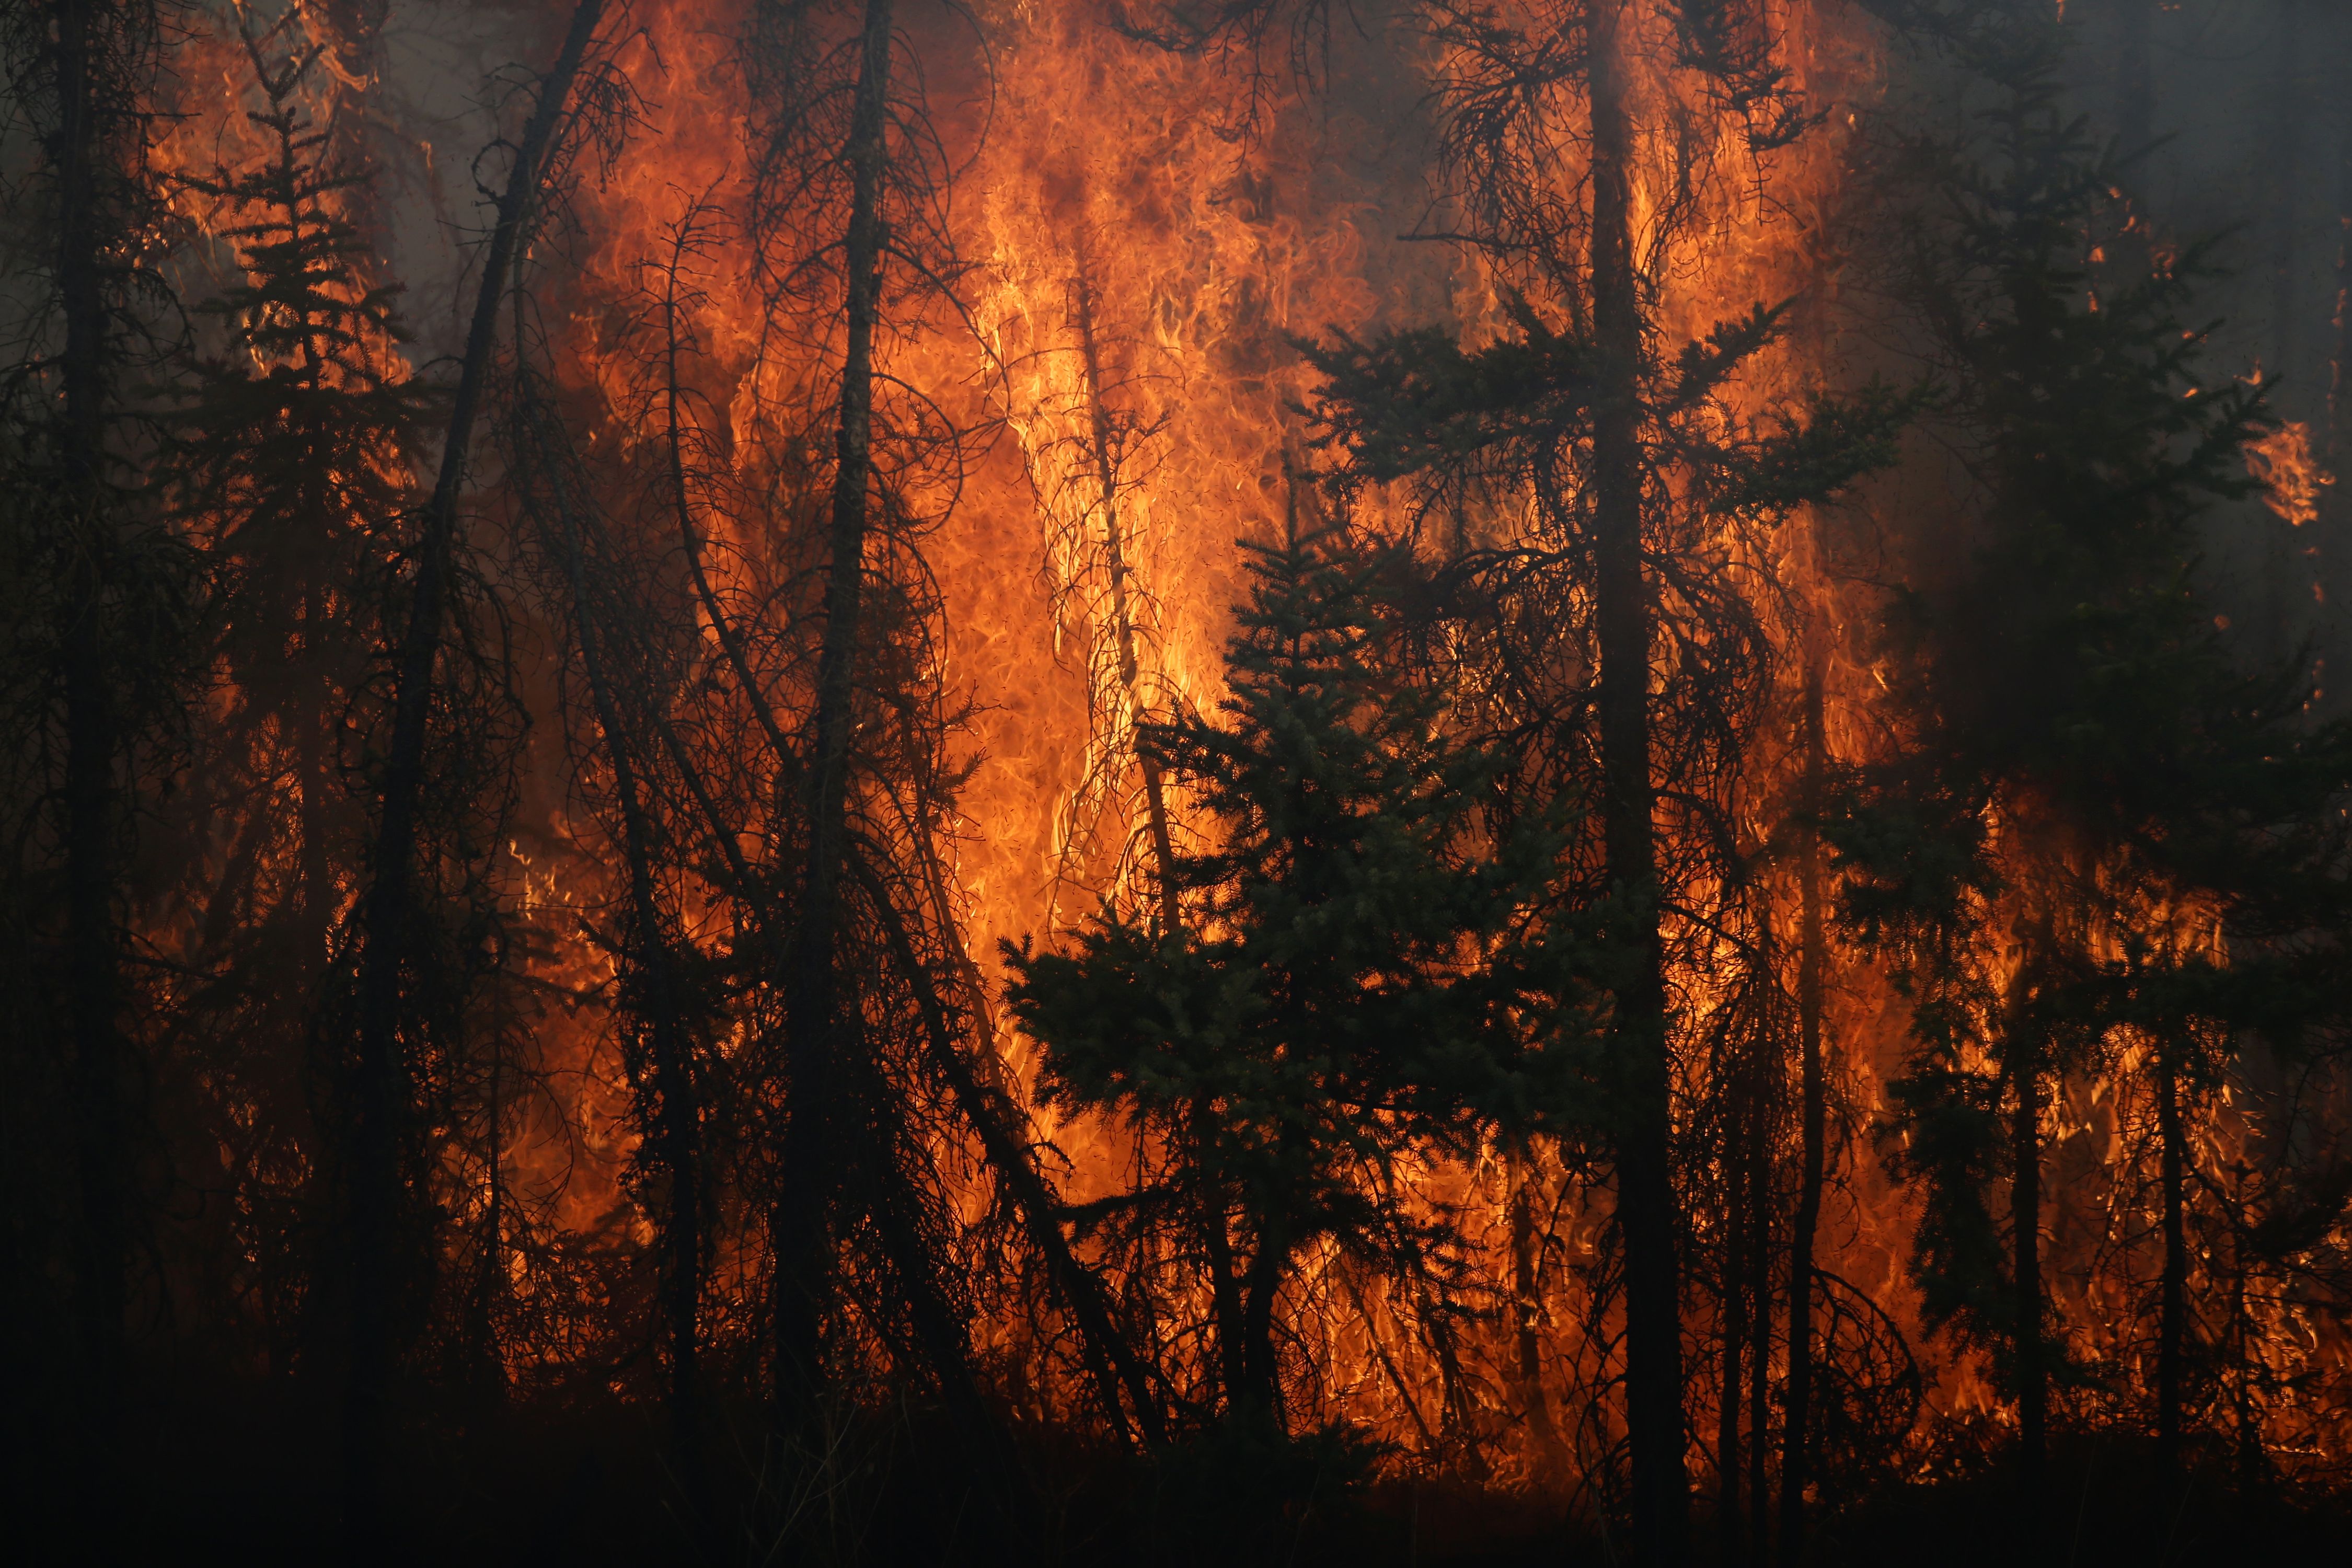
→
(1744, 1127, 1772, 1568)
(1587, 3, 1692, 1558)
(2154, 1034, 2188, 1481)
(770, 0, 895, 1420)
(29, 0, 145, 1509)
(1779, 636, 1828, 1561)
(2007, 999, 2047, 1524)
(1071, 271, 1182, 941)
(1508, 1142, 1565, 1477)
(340, 2, 605, 1546)
(845, 847, 1165, 1447)
(1238, 1195, 1289, 1429)
(2267, 0, 2308, 403)
(1202, 1140, 1250, 1416)
(1719, 1183, 1745, 1565)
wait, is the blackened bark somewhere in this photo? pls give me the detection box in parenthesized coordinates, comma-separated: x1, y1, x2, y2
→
(1587, 2, 1691, 1557)
(2007, 1001, 2046, 1522)
(1074, 265, 1231, 1439)
(662, 228, 798, 767)
(1509, 1142, 1565, 1476)
(1071, 272, 1182, 940)
(39, 0, 132, 1504)
(340, 2, 606, 1547)
(2154, 1039, 2187, 1481)
(1203, 1144, 1250, 1415)
(1719, 1191, 1745, 1565)
(771, 0, 896, 1419)
(1744, 1136, 1771, 1567)
(1779, 638, 1827, 1561)
(1238, 1199, 1289, 1427)
(2267, 0, 2308, 402)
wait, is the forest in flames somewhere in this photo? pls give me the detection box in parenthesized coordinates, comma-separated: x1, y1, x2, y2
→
(5, 0, 2352, 1562)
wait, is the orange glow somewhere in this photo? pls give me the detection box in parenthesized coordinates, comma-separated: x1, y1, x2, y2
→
(135, 0, 2352, 1498)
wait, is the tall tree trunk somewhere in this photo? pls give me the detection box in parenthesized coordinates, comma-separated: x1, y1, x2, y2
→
(1779, 633, 1828, 1562)
(2007, 994, 2047, 1525)
(770, 0, 895, 1419)
(1719, 1186, 1745, 1566)
(1745, 1130, 1772, 1568)
(2227, 1186, 2264, 1490)
(340, 4, 605, 1548)
(2267, 0, 2308, 403)
(1587, 2, 1692, 1558)
(1509, 1142, 1565, 1477)
(1073, 269, 1183, 940)
(1203, 1130, 1250, 1414)
(2154, 1035, 2188, 1481)
(44, 0, 129, 1511)
(1238, 1200, 1289, 1429)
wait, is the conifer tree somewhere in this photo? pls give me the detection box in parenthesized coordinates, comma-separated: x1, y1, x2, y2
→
(1294, 24, 1904, 1547)
(743, 2, 1025, 1501)
(1834, 0, 2352, 1524)
(1007, 518, 1567, 1458)
(159, 15, 429, 1375)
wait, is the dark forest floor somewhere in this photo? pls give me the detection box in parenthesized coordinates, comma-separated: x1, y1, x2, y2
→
(17, 1375, 2344, 1565)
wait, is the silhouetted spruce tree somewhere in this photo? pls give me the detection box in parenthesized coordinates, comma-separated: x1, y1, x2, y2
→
(1293, 35, 1901, 1557)
(1007, 517, 1572, 1504)
(1833, 1, 2352, 1528)
(157, 12, 430, 1379)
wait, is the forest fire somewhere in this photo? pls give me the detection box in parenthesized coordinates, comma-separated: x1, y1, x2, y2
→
(5, 1, 2352, 1565)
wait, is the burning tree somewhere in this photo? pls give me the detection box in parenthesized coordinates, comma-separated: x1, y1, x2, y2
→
(4, 0, 2352, 1562)
(1835, 1, 2352, 1529)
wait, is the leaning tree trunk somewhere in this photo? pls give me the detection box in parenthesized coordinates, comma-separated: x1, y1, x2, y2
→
(770, 0, 896, 1420)
(339, 3, 605, 1549)
(1587, 3, 1692, 1559)
(535, 396, 705, 1491)
(847, 847, 1166, 1446)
